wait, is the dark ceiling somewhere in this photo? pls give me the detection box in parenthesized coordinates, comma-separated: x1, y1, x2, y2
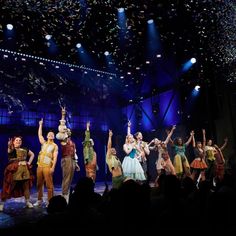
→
(0, 0, 235, 113)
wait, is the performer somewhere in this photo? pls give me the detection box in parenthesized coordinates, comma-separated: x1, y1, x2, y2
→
(56, 107, 80, 203)
(106, 129, 127, 189)
(34, 118, 58, 207)
(170, 131, 194, 178)
(83, 121, 97, 182)
(149, 125, 176, 186)
(214, 138, 228, 183)
(122, 121, 146, 181)
(134, 131, 150, 179)
(0, 136, 34, 211)
(204, 132, 227, 185)
(190, 129, 208, 184)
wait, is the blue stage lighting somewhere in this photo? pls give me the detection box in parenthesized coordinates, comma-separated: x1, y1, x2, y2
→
(147, 19, 154, 24)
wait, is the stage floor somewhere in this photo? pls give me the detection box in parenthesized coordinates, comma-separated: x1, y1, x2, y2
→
(0, 181, 112, 229)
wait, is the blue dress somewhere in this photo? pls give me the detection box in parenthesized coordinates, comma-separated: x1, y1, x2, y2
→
(122, 144, 146, 181)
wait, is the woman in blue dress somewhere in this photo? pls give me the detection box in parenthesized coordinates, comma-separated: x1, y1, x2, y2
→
(121, 121, 146, 181)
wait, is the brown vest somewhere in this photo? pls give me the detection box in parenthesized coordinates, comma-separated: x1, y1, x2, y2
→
(61, 140, 75, 158)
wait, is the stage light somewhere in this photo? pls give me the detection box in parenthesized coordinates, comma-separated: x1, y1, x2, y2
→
(6, 24, 13, 30)
(45, 34, 52, 40)
(0, 48, 117, 76)
(147, 19, 154, 24)
(194, 85, 200, 91)
(104, 51, 109, 56)
(118, 8, 124, 13)
(76, 43, 81, 48)
(190, 58, 196, 64)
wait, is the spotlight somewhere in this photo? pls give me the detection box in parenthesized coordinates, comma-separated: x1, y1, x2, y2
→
(190, 58, 196, 64)
(6, 24, 13, 30)
(45, 34, 52, 40)
(118, 8, 124, 13)
(76, 43, 82, 48)
(147, 19, 154, 24)
(104, 51, 109, 56)
(194, 85, 200, 91)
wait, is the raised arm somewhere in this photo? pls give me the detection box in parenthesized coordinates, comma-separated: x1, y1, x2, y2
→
(84, 121, 91, 142)
(107, 130, 113, 156)
(56, 107, 68, 143)
(192, 132, 196, 148)
(164, 125, 176, 144)
(165, 129, 174, 146)
(148, 139, 156, 150)
(7, 138, 14, 153)
(61, 107, 66, 120)
(185, 130, 194, 146)
(220, 137, 228, 151)
(202, 129, 206, 148)
(38, 118, 45, 144)
(127, 120, 131, 135)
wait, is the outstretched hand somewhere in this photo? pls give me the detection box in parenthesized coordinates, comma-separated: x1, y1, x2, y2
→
(39, 118, 43, 126)
(61, 107, 66, 115)
(8, 138, 13, 149)
(190, 130, 195, 136)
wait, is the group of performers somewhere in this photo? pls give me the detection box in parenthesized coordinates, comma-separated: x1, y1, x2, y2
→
(106, 121, 228, 189)
(0, 107, 228, 211)
(0, 107, 97, 211)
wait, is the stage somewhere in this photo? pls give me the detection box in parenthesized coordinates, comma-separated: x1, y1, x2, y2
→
(0, 182, 112, 229)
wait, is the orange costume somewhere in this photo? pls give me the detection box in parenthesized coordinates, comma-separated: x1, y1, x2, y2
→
(83, 123, 97, 182)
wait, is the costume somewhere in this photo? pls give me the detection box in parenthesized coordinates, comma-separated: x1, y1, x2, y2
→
(135, 140, 149, 178)
(214, 146, 225, 181)
(36, 141, 57, 202)
(61, 140, 77, 197)
(173, 144, 191, 177)
(83, 130, 97, 182)
(1, 148, 34, 201)
(204, 145, 216, 181)
(106, 153, 126, 189)
(122, 143, 146, 181)
(56, 110, 78, 202)
(190, 147, 207, 170)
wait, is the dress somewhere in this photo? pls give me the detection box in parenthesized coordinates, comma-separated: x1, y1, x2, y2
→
(83, 130, 97, 181)
(1, 147, 34, 201)
(173, 144, 190, 176)
(190, 148, 207, 170)
(122, 144, 146, 181)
